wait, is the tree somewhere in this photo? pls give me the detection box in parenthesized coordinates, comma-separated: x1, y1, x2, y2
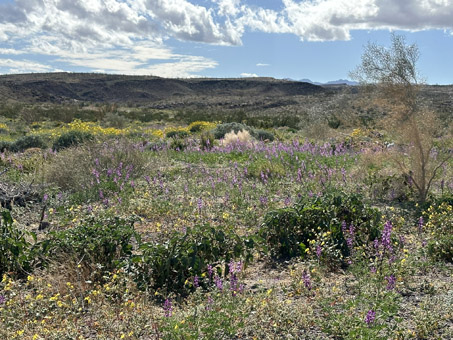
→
(351, 33, 452, 202)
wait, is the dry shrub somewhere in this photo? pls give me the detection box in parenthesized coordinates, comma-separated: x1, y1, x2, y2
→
(44, 138, 148, 192)
(222, 129, 253, 146)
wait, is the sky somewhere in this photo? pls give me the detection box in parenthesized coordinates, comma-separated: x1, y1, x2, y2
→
(0, 0, 452, 84)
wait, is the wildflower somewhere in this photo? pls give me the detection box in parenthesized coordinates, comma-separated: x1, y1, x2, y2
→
(316, 245, 322, 259)
(385, 275, 396, 290)
(163, 298, 172, 317)
(417, 216, 424, 233)
(0, 295, 6, 304)
(381, 221, 393, 251)
(205, 296, 213, 311)
(215, 275, 223, 291)
(193, 275, 199, 288)
(365, 309, 376, 326)
(207, 264, 213, 279)
(302, 270, 312, 290)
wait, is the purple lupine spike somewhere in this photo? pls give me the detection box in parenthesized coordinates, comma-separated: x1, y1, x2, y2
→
(365, 310, 376, 326)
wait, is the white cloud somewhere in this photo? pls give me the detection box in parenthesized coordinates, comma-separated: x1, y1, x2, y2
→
(240, 72, 258, 77)
(0, 58, 55, 73)
(256, 63, 270, 67)
(1, 0, 453, 76)
(240, 0, 453, 42)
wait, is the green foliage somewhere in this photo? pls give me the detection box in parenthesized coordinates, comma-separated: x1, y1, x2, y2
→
(41, 216, 137, 275)
(259, 191, 381, 260)
(327, 115, 341, 129)
(0, 210, 37, 278)
(212, 122, 253, 139)
(189, 122, 206, 133)
(52, 130, 94, 151)
(166, 130, 189, 139)
(169, 138, 187, 151)
(0, 141, 11, 152)
(135, 223, 257, 294)
(424, 202, 453, 262)
(252, 129, 275, 141)
(200, 132, 214, 150)
(10, 135, 47, 152)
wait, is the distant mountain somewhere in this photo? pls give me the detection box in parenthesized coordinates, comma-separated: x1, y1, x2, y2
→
(299, 78, 358, 86)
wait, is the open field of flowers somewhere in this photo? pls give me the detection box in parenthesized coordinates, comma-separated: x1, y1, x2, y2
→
(1, 112, 452, 339)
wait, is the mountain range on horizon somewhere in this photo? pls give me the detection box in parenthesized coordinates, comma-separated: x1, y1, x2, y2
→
(298, 78, 359, 86)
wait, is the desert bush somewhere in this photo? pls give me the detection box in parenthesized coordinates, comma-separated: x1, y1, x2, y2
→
(222, 130, 253, 146)
(41, 216, 137, 279)
(134, 223, 257, 294)
(259, 190, 381, 261)
(188, 121, 217, 133)
(0, 141, 11, 152)
(246, 158, 285, 179)
(52, 130, 94, 151)
(0, 210, 37, 278)
(212, 122, 253, 139)
(424, 202, 453, 262)
(327, 115, 341, 129)
(252, 129, 274, 141)
(166, 130, 189, 139)
(351, 33, 452, 202)
(45, 138, 148, 196)
(102, 112, 129, 129)
(200, 131, 215, 150)
(10, 135, 47, 152)
(169, 138, 187, 151)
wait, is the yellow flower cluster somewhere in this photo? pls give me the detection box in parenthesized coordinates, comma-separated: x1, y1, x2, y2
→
(30, 119, 128, 139)
(350, 128, 366, 138)
(146, 121, 218, 139)
(424, 202, 452, 230)
(0, 123, 9, 131)
(187, 121, 218, 131)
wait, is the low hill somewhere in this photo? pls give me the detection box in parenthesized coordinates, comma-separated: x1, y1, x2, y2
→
(0, 73, 325, 104)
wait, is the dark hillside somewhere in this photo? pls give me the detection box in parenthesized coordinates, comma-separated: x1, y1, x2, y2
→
(0, 73, 324, 104)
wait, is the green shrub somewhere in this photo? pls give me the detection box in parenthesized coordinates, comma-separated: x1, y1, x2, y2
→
(0, 210, 37, 278)
(259, 190, 381, 260)
(10, 135, 47, 152)
(327, 115, 341, 129)
(212, 122, 253, 139)
(170, 138, 187, 151)
(166, 130, 188, 139)
(424, 202, 453, 262)
(200, 132, 215, 150)
(0, 141, 11, 152)
(41, 216, 138, 276)
(52, 130, 94, 151)
(252, 129, 275, 141)
(134, 223, 257, 294)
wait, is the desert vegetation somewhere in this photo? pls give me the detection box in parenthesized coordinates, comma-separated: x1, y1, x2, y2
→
(0, 36, 452, 340)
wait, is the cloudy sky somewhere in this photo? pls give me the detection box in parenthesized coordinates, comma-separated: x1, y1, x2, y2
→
(0, 0, 452, 84)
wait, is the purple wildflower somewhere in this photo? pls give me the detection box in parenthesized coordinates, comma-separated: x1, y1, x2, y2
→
(205, 296, 213, 311)
(214, 275, 223, 291)
(163, 298, 172, 317)
(365, 310, 376, 326)
(193, 276, 199, 288)
(381, 221, 393, 251)
(417, 216, 424, 234)
(0, 295, 6, 304)
(302, 270, 312, 290)
(316, 245, 322, 259)
(385, 275, 396, 291)
(43, 194, 48, 202)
